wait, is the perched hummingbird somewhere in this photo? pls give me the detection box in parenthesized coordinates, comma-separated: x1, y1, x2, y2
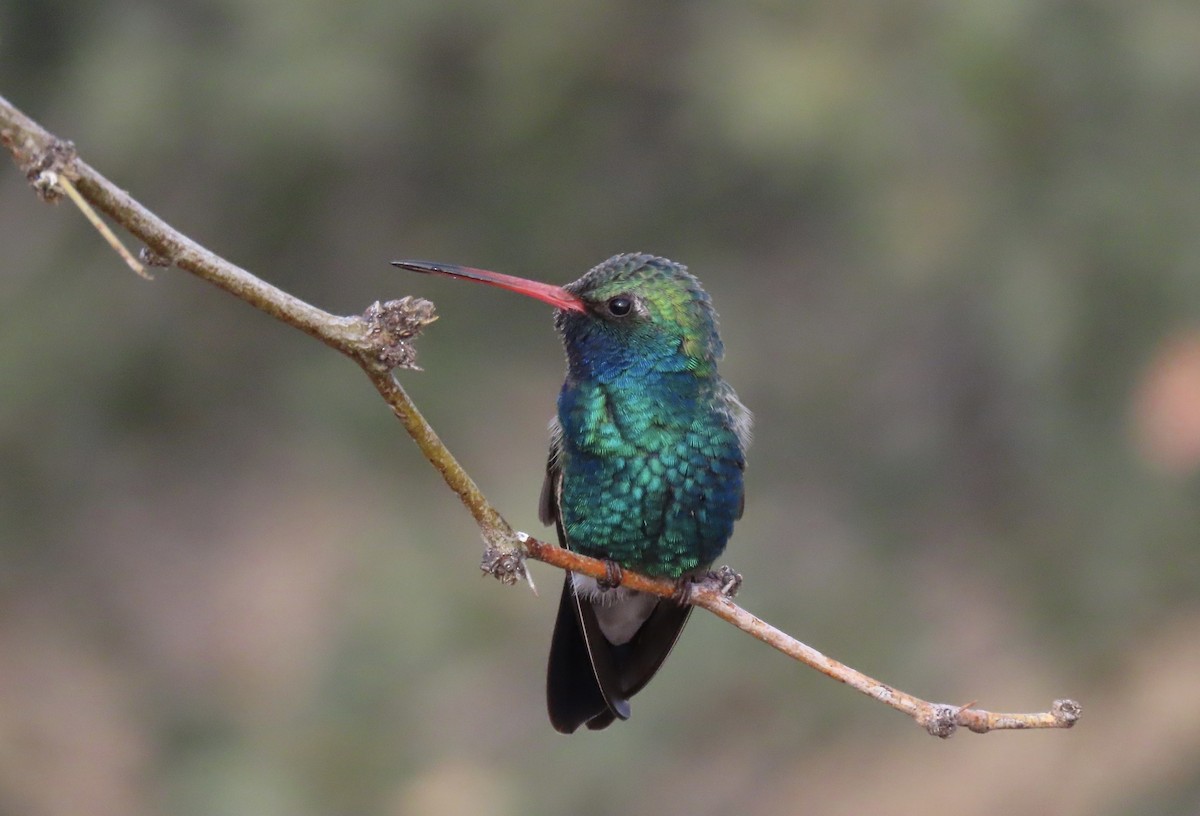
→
(393, 253, 750, 733)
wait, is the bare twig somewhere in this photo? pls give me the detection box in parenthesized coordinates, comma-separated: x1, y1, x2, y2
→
(0, 91, 1080, 737)
(517, 534, 1080, 735)
(53, 173, 151, 278)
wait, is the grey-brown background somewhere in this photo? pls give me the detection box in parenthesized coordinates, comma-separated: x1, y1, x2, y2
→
(3, 2, 1200, 814)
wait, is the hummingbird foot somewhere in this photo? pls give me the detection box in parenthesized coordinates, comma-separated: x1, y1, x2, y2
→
(671, 575, 696, 606)
(596, 560, 625, 590)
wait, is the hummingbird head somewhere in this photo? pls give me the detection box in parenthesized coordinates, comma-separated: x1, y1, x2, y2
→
(556, 253, 724, 378)
(392, 253, 724, 379)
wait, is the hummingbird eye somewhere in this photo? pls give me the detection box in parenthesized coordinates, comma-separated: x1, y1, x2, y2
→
(606, 295, 634, 317)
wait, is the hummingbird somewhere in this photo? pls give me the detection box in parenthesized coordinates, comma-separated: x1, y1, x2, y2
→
(393, 253, 750, 733)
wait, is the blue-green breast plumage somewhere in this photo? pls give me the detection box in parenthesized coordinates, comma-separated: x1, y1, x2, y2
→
(554, 373, 747, 576)
(548, 254, 749, 577)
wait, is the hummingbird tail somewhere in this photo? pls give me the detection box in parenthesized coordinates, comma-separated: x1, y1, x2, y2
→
(547, 574, 630, 733)
(546, 573, 694, 733)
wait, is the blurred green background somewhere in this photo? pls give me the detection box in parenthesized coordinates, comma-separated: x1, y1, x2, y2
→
(3, 1, 1200, 814)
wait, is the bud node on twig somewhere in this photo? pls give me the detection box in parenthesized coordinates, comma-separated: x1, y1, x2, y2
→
(363, 296, 438, 370)
(139, 246, 173, 267)
(1, 131, 78, 202)
(923, 704, 960, 739)
(706, 565, 743, 598)
(480, 541, 529, 588)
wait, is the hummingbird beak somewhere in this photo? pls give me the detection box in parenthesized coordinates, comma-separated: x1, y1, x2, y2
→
(392, 260, 587, 313)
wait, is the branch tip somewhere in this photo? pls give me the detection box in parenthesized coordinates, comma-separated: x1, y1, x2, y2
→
(1052, 698, 1082, 727)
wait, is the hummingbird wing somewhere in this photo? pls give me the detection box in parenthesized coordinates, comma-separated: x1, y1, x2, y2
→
(543, 423, 629, 732)
(536, 419, 562, 529)
(717, 379, 752, 521)
(542, 420, 694, 733)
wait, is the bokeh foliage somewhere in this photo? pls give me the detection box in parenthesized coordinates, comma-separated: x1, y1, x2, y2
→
(3, 2, 1200, 814)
